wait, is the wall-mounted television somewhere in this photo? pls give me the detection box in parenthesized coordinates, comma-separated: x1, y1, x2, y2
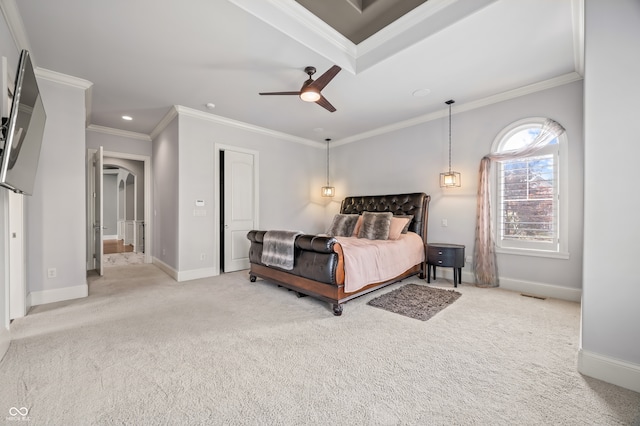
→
(0, 50, 46, 196)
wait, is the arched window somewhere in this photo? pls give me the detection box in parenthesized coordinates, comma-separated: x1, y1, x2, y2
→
(491, 118, 568, 257)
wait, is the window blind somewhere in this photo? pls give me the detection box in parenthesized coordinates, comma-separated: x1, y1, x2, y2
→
(498, 154, 556, 243)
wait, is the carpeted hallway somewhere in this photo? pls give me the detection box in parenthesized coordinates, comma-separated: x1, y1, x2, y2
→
(1, 264, 639, 425)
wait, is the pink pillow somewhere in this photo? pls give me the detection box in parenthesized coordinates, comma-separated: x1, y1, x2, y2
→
(388, 216, 411, 240)
(352, 215, 363, 237)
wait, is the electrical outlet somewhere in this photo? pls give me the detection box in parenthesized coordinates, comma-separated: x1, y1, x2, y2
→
(200, 253, 206, 261)
(466, 255, 473, 264)
(47, 268, 57, 278)
(441, 219, 448, 227)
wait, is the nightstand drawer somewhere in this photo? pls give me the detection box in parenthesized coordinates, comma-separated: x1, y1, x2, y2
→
(427, 245, 464, 268)
(426, 243, 465, 287)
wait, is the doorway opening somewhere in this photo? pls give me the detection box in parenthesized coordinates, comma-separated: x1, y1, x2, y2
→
(86, 148, 152, 276)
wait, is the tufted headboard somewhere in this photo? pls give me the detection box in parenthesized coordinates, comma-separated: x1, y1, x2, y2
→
(340, 193, 431, 241)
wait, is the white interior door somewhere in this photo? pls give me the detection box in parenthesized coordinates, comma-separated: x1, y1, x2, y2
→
(94, 146, 104, 276)
(223, 150, 255, 272)
(8, 191, 25, 319)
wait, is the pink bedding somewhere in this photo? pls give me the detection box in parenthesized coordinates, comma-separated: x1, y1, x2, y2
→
(335, 232, 425, 293)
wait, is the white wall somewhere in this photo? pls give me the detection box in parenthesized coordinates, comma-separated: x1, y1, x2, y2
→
(332, 81, 584, 296)
(152, 117, 179, 270)
(0, 10, 18, 360)
(165, 108, 326, 278)
(126, 177, 134, 221)
(103, 157, 145, 222)
(25, 75, 88, 304)
(86, 130, 152, 157)
(579, 0, 640, 392)
(0, 189, 9, 359)
(102, 174, 118, 235)
(0, 4, 21, 360)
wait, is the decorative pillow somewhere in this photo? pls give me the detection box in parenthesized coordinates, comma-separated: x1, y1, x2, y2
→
(388, 216, 412, 240)
(395, 214, 414, 233)
(352, 215, 363, 237)
(357, 212, 393, 240)
(326, 214, 359, 237)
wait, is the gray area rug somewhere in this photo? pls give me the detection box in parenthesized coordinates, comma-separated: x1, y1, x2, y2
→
(104, 252, 145, 267)
(367, 283, 461, 321)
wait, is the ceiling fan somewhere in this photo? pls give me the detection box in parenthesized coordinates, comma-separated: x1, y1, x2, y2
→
(259, 65, 342, 112)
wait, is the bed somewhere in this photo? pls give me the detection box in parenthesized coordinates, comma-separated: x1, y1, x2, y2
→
(247, 192, 430, 315)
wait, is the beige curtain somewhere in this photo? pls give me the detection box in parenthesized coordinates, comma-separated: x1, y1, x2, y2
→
(473, 119, 566, 287)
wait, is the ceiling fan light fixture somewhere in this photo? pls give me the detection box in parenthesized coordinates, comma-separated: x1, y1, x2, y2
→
(300, 89, 321, 102)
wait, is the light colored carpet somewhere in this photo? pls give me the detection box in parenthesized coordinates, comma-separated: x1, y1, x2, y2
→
(1, 264, 639, 425)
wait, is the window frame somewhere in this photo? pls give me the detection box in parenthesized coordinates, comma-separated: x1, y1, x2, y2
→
(491, 118, 569, 259)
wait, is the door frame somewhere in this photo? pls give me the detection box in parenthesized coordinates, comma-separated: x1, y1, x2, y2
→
(86, 149, 152, 268)
(213, 144, 259, 275)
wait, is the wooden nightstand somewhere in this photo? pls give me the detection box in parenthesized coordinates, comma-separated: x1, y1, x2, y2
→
(427, 243, 465, 287)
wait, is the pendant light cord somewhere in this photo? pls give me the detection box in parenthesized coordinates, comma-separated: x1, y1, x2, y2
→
(446, 100, 455, 173)
(325, 139, 330, 185)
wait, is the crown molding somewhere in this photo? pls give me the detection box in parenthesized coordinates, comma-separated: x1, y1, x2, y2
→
(35, 67, 93, 90)
(229, 0, 357, 73)
(571, 0, 585, 77)
(149, 106, 179, 140)
(0, 0, 32, 57)
(174, 105, 321, 148)
(87, 124, 151, 142)
(85, 85, 93, 128)
(159, 72, 583, 150)
(96, 71, 583, 151)
(333, 72, 584, 147)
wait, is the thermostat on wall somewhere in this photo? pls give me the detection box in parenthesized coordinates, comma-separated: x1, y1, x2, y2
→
(195, 199, 205, 207)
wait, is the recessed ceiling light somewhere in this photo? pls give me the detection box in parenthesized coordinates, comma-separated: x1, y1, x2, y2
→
(206, 103, 216, 110)
(412, 89, 431, 97)
(122, 115, 133, 121)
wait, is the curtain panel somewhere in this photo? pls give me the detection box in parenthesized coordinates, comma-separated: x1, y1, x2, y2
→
(473, 119, 566, 287)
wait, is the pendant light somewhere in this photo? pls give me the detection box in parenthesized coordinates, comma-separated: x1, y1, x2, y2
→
(321, 138, 335, 197)
(440, 99, 461, 187)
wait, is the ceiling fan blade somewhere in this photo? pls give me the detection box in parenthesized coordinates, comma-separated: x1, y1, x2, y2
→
(309, 65, 341, 91)
(259, 91, 301, 96)
(316, 95, 336, 112)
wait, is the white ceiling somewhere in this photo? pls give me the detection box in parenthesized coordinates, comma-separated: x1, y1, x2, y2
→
(7, 0, 581, 145)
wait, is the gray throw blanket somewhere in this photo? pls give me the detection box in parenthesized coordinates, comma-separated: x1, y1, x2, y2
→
(261, 230, 303, 270)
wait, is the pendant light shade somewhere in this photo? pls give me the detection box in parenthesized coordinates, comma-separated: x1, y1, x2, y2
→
(440, 99, 461, 188)
(321, 186, 335, 197)
(321, 138, 335, 197)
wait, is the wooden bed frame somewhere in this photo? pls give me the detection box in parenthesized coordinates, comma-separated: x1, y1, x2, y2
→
(247, 193, 430, 315)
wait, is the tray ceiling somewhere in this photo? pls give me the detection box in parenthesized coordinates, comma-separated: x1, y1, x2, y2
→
(294, 0, 429, 44)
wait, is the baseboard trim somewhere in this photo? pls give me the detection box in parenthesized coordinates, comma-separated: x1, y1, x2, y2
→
(151, 258, 216, 282)
(498, 277, 581, 302)
(0, 326, 10, 363)
(177, 267, 217, 282)
(436, 269, 581, 302)
(152, 257, 178, 281)
(103, 234, 118, 240)
(28, 284, 88, 306)
(578, 349, 640, 393)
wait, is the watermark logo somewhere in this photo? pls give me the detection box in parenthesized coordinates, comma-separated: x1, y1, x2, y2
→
(7, 407, 30, 422)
